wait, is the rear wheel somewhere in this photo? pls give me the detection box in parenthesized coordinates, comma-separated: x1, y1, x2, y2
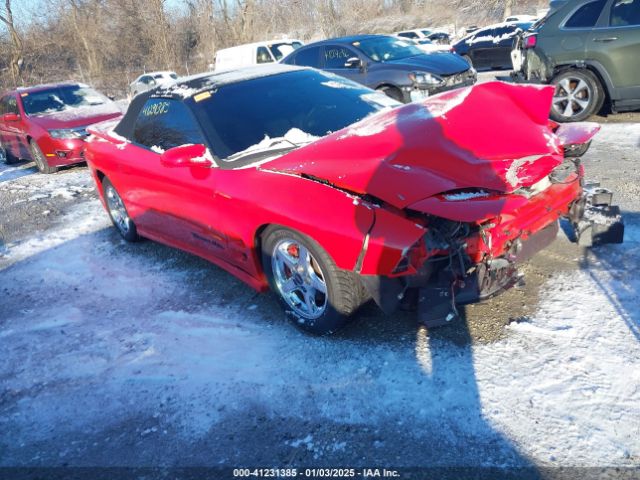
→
(0, 141, 12, 164)
(550, 69, 605, 122)
(29, 139, 58, 174)
(262, 227, 366, 335)
(102, 177, 140, 242)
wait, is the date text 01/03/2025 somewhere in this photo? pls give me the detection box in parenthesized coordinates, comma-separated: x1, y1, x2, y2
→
(232, 468, 401, 478)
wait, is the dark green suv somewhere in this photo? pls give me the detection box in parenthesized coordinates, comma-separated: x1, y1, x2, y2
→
(512, 0, 640, 121)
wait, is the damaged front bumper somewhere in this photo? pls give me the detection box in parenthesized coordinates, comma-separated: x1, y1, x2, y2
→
(359, 169, 624, 329)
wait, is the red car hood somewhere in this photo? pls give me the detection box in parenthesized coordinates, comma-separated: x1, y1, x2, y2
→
(264, 82, 573, 210)
(29, 103, 123, 130)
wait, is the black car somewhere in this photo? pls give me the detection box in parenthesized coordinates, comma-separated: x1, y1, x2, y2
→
(453, 22, 533, 70)
(281, 35, 476, 103)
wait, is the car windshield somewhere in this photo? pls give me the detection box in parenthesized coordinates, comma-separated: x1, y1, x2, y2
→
(192, 70, 399, 167)
(268, 42, 303, 61)
(22, 85, 110, 116)
(352, 37, 424, 62)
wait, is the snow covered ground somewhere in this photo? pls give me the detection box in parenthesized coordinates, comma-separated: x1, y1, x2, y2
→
(0, 122, 639, 475)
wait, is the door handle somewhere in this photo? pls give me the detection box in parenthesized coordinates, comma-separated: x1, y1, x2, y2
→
(594, 37, 618, 42)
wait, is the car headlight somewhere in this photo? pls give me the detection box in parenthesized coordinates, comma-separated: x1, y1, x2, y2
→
(409, 71, 444, 86)
(49, 128, 84, 139)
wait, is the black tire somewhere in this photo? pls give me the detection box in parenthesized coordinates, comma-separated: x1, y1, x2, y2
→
(376, 85, 404, 103)
(550, 69, 605, 123)
(101, 177, 140, 242)
(0, 141, 15, 164)
(261, 226, 367, 335)
(29, 139, 58, 174)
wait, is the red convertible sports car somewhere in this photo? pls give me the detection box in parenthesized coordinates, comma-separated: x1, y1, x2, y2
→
(0, 82, 122, 173)
(85, 65, 623, 334)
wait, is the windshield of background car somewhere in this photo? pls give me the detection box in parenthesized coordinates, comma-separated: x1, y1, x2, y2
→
(21, 85, 110, 116)
(269, 42, 303, 60)
(191, 70, 399, 166)
(353, 37, 424, 61)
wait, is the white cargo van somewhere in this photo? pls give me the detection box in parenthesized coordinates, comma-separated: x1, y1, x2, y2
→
(214, 39, 304, 71)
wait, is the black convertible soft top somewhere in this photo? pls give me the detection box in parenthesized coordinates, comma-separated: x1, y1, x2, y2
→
(114, 64, 304, 139)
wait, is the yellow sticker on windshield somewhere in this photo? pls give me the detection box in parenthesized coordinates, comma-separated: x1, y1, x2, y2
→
(194, 91, 212, 102)
(20, 93, 28, 97)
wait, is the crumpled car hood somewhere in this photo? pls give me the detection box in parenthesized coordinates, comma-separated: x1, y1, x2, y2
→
(386, 53, 471, 75)
(264, 82, 570, 210)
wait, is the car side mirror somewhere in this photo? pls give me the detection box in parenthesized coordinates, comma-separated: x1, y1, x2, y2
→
(344, 57, 363, 69)
(160, 144, 212, 168)
(2, 113, 20, 122)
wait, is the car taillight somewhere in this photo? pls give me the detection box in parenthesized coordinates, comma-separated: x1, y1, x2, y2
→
(524, 35, 537, 49)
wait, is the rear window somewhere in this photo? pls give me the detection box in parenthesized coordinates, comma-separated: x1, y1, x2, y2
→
(290, 46, 322, 67)
(192, 70, 397, 165)
(564, 0, 607, 28)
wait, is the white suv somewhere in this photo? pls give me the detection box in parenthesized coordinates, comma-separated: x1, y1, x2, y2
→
(214, 40, 303, 71)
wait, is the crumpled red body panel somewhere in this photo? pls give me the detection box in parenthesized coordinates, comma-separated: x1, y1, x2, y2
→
(266, 82, 567, 209)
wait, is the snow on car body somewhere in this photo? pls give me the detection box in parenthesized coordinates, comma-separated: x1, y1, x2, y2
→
(84, 64, 614, 334)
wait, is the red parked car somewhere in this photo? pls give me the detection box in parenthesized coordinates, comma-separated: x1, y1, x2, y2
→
(0, 82, 122, 173)
(84, 65, 620, 334)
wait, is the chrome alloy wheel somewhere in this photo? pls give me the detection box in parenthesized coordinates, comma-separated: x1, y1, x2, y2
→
(553, 76, 593, 119)
(271, 239, 328, 319)
(105, 184, 130, 235)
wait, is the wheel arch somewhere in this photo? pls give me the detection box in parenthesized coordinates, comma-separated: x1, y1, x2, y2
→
(253, 223, 341, 280)
(553, 62, 614, 101)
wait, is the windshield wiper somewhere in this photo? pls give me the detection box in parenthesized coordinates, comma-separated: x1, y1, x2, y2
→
(224, 137, 311, 162)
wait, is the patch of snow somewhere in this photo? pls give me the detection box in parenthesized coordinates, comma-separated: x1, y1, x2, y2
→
(226, 128, 319, 161)
(150, 145, 165, 154)
(443, 190, 490, 201)
(504, 155, 543, 187)
(33, 102, 122, 122)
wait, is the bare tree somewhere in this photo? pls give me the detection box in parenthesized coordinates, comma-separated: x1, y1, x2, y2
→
(0, 0, 24, 87)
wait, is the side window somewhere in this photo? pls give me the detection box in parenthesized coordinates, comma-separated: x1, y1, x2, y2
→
(611, 0, 640, 26)
(0, 95, 17, 115)
(7, 96, 18, 114)
(323, 45, 356, 68)
(564, 0, 607, 28)
(292, 46, 322, 67)
(493, 26, 516, 44)
(398, 32, 418, 39)
(256, 46, 273, 64)
(133, 98, 206, 151)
